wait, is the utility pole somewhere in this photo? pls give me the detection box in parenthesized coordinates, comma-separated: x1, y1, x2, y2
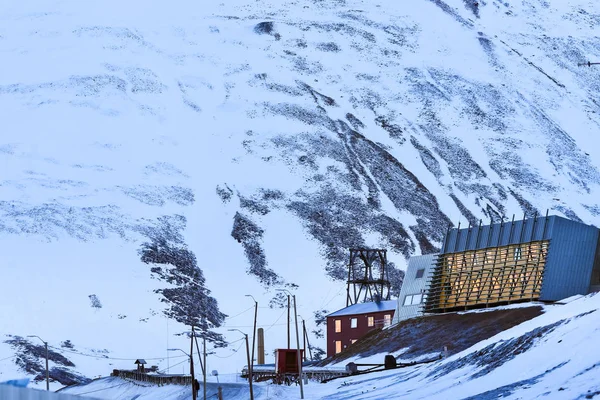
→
(301, 319, 307, 362)
(245, 294, 258, 386)
(304, 325, 313, 361)
(190, 327, 197, 400)
(28, 335, 49, 391)
(203, 337, 207, 400)
(229, 329, 253, 400)
(292, 295, 304, 398)
(277, 289, 304, 399)
(287, 295, 291, 349)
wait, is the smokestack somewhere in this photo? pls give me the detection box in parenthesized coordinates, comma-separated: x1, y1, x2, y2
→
(257, 328, 265, 365)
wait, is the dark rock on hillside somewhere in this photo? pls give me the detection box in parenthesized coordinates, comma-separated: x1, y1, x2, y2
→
(231, 212, 282, 286)
(49, 367, 91, 387)
(139, 215, 227, 346)
(254, 21, 275, 35)
(216, 184, 234, 203)
(4, 336, 90, 386)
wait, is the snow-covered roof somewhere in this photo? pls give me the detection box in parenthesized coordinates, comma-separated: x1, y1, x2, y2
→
(327, 300, 397, 317)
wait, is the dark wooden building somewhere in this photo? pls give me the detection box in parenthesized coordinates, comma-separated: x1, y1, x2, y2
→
(326, 300, 396, 357)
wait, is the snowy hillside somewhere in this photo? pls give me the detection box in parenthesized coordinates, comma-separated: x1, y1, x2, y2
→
(61, 292, 600, 399)
(1, 0, 600, 388)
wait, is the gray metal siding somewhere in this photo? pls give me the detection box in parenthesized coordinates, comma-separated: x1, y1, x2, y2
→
(393, 254, 436, 323)
(540, 217, 599, 300)
(442, 215, 556, 253)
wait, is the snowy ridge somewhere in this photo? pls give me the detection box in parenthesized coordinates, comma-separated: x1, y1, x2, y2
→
(1, 0, 600, 390)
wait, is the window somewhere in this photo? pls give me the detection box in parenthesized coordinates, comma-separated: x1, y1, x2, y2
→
(335, 319, 341, 333)
(335, 341, 342, 354)
(350, 318, 358, 328)
(383, 314, 392, 327)
(514, 247, 522, 261)
(367, 316, 374, 327)
(403, 294, 424, 306)
(416, 268, 425, 279)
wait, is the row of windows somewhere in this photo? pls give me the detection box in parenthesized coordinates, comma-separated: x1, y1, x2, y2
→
(333, 315, 392, 333)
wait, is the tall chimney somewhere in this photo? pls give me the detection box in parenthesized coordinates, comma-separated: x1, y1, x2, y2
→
(257, 328, 265, 365)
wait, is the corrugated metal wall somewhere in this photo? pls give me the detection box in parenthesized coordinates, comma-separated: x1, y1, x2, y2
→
(442, 215, 555, 253)
(0, 385, 95, 399)
(393, 254, 436, 324)
(540, 217, 599, 301)
(440, 215, 599, 302)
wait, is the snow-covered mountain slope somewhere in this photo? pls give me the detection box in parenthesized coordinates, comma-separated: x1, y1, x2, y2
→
(1, 0, 600, 387)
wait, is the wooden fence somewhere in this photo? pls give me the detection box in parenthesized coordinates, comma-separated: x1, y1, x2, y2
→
(111, 370, 193, 386)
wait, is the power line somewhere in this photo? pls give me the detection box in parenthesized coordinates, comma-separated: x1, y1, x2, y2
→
(158, 358, 189, 374)
(264, 308, 287, 333)
(211, 340, 245, 359)
(224, 305, 254, 320)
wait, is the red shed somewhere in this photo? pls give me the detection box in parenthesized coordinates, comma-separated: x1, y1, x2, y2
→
(326, 300, 396, 357)
(275, 349, 305, 374)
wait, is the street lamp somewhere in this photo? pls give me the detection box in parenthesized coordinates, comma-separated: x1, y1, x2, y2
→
(27, 335, 49, 391)
(228, 329, 254, 400)
(167, 348, 190, 359)
(276, 289, 304, 399)
(244, 294, 258, 373)
(167, 348, 195, 400)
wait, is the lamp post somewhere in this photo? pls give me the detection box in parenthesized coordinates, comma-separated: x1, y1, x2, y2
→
(244, 295, 258, 376)
(228, 329, 253, 400)
(27, 335, 49, 391)
(276, 289, 304, 399)
(167, 348, 195, 400)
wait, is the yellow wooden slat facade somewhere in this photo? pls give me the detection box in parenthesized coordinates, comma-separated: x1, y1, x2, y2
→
(425, 240, 549, 312)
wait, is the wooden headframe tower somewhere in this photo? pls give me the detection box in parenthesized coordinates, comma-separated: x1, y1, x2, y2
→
(346, 248, 391, 306)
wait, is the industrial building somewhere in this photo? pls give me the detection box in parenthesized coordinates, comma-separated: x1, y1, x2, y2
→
(326, 300, 396, 357)
(426, 214, 600, 313)
(394, 215, 600, 322)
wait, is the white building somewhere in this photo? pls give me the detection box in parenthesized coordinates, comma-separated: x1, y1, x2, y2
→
(392, 254, 437, 324)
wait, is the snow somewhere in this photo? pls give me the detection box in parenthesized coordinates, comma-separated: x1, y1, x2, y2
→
(1, 0, 600, 394)
(326, 301, 397, 317)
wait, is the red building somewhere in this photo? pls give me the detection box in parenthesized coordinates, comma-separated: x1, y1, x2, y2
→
(326, 300, 396, 357)
(274, 349, 304, 373)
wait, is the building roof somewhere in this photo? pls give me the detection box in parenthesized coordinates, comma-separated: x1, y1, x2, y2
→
(441, 214, 592, 254)
(134, 359, 147, 365)
(327, 300, 397, 317)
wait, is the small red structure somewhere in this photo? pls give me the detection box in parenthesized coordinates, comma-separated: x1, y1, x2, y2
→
(275, 349, 304, 374)
(326, 300, 396, 357)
